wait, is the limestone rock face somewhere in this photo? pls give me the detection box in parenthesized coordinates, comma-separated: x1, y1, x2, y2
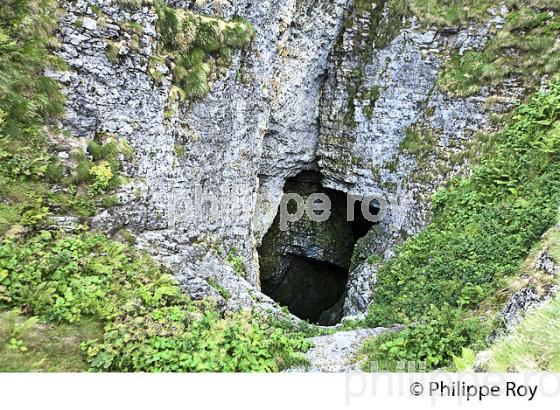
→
(52, 0, 530, 321)
(318, 4, 524, 316)
(54, 0, 350, 313)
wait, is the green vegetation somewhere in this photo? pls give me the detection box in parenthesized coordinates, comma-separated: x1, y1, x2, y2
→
(408, 0, 493, 27)
(438, 3, 560, 96)
(0, 1, 131, 236)
(151, 1, 254, 102)
(363, 83, 560, 370)
(343, 1, 406, 126)
(0, 231, 310, 372)
(0, 0, 64, 234)
(351, 0, 408, 56)
(362, 85, 380, 120)
(0, 0, 310, 373)
(362, 305, 485, 371)
(174, 143, 186, 158)
(399, 124, 439, 159)
(113, 0, 145, 11)
(384, 0, 557, 29)
(226, 247, 248, 279)
(105, 40, 120, 63)
(0, 310, 101, 371)
(346, 1, 560, 125)
(484, 295, 560, 371)
(207, 278, 231, 299)
(0, 0, 65, 137)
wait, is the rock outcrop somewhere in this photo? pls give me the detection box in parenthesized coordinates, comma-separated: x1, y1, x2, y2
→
(50, 0, 532, 324)
(293, 326, 401, 372)
(502, 249, 559, 329)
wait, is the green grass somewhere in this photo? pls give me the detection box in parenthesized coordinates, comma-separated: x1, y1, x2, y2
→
(399, 125, 439, 158)
(485, 296, 560, 371)
(0, 310, 102, 372)
(0, 0, 65, 141)
(105, 40, 120, 63)
(438, 3, 560, 96)
(408, 0, 494, 27)
(150, 1, 254, 103)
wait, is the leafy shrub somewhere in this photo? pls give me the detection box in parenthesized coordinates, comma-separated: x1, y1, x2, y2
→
(89, 162, 114, 195)
(0, 231, 165, 322)
(364, 83, 560, 369)
(0, 231, 310, 371)
(452, 347, 477, 371)
(362, 305, 485, 371)
(83, 308, 310, 372)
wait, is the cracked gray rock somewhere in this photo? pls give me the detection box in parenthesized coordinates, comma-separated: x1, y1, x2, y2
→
(50, 0, 532, 325)
(292, 326, 402, 372)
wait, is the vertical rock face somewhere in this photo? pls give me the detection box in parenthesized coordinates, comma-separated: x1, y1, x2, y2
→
(253, 0, 351, 242)
(318, 3, 525, 316)
(53, 1, 530, 321)
(53, 0, 351, 314)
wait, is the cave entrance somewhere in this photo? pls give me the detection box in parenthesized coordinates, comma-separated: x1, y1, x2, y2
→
(258, 170, 375, 325)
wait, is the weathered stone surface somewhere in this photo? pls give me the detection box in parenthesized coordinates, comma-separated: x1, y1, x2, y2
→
(534, 250, 560, 277)
(52, 0, 351, 309)
(318, 4, 524, 316)
(51, 0, 532, 327)
(343, 262, 378, 316)
(48, 216, 82, 233)
(292, 326, 401, 372)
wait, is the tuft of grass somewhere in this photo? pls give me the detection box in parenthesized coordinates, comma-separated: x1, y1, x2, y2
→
(101, 194, 119, 208)
(0, 310, 102, 372)
(485, 296, 560, 371)
(225, 247, 248, 279)
(438, 3, 560, 96)
(113, 0, 145, 11)
(0, 0, 65, 140)
(174, 144, 186, 158)
(151, 1, 255, 103)
(207, 277, 231, 299)
(105, 40, 120, 63)
(408, 0, 493, 27)
(399, 124, 439, 158)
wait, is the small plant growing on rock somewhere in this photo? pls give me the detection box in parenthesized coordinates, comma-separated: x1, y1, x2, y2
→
(89, 162, 114, 195)
(226, 247, 248, 279)
(151, 1, 255, 103)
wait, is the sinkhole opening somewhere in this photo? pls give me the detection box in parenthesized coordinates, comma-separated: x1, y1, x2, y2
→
(258, 170, 376, 326)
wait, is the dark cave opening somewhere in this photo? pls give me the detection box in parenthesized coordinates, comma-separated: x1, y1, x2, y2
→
(262, 255, 349, 324)
(258, 170, 376, 325)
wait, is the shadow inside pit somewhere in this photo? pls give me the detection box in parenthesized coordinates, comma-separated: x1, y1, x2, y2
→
(258, 170, 376, 325)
